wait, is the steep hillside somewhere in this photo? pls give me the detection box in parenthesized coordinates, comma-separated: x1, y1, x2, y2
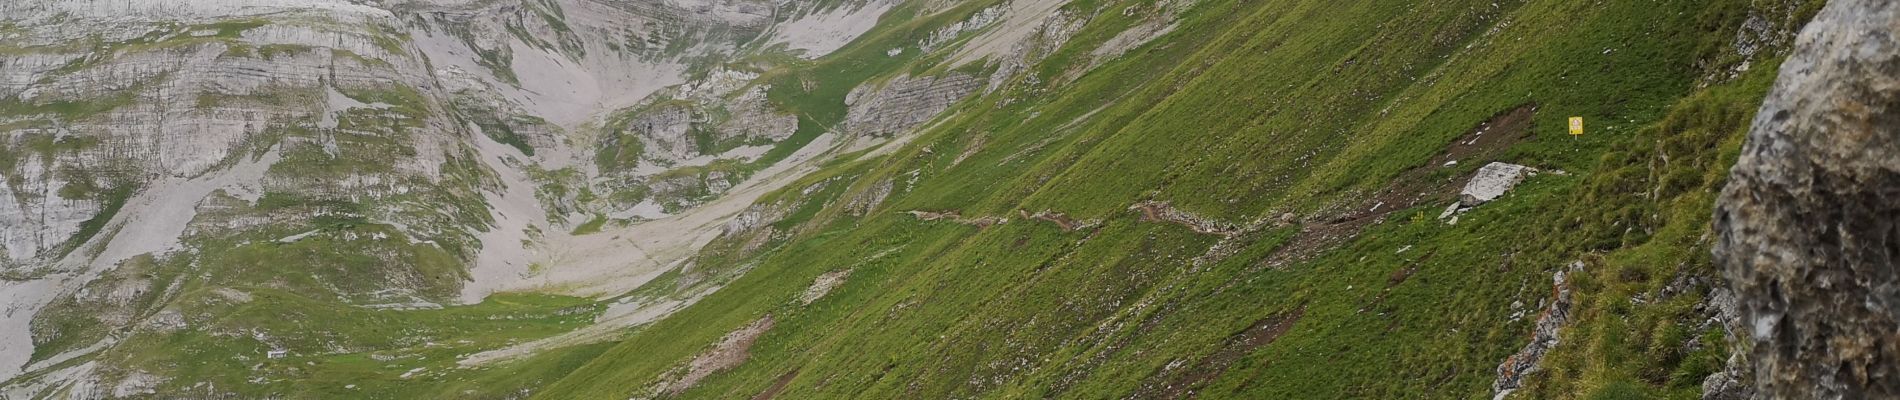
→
(531, 0, 1824, 398)
(0, 0, 1835, 398)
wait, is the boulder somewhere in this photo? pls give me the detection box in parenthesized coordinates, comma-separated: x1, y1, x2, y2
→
(1459, 162, 1531, 207)
(1713, 0, 1900, 397)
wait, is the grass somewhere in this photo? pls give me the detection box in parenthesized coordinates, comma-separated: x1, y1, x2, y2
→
(0, 0, 1822, 397)
(523, 0, 1822, 398)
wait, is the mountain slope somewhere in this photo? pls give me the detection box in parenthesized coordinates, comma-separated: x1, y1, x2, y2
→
(530, 0, 1823, 398)
(0, 0, 1832, 398)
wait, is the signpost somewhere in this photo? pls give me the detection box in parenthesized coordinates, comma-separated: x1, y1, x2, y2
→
(1568, 117, 1584, 136)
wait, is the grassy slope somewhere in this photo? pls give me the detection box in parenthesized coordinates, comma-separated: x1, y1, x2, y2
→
(528, 0, 1819, 399)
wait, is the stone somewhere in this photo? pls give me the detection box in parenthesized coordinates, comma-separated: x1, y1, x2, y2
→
(843, 73, 982, 137)
(1491, 265, 1577, 399)
(1713, 0, 1900, 397)
(1459, 162, 1531, 207)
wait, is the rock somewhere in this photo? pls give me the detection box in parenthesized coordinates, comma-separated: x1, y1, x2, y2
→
(1701, 352, 1755, 400)
(1439, 202, 1461, 219)
(844, 179, 895, 217)
(722, 203, 787, 236)
(627, 104, 700, 164)
(1492, 265, 1577, 399)
(717, 86, 799, 143)
(110, 370, 163, 397)
(1460, 162, 1531, 207)
(1712, 0, 1900, 398)
(843, 73, 982, 137)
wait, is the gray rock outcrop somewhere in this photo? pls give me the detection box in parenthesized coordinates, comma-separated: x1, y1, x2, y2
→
(1460, 162, 1530, 207)
(1492, 262, 1580, 400)
(843, 73, 981, 137)
(1713, 0, 1900, 398)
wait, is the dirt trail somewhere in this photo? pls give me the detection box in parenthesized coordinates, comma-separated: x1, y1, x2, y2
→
(1020, 209, 1099, 231)
(905, 210, 1008, 228)
(1130, 201, 1245, 236)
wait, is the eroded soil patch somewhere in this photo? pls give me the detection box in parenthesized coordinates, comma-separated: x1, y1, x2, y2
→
(652, 316, 777, 396)
(1262, 104, 1535, 269)
(751, 369, 800, 400)
(1129, 306, 1306, 399)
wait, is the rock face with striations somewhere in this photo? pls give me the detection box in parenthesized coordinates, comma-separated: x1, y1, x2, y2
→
(1713, 0, 1900, 398)
(843, 73, 981, 137)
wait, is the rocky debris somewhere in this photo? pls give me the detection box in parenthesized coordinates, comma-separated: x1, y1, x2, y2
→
(798, 270, 851, 305)
(0, 0, 837, 391)
(1492, 261, 1582, 399)
(919, 5, 1006, 53)
(646, 168, 746, 208)
(844, 179, 895, 217)
(767, 0, 896, 59)
(652, 316, 776, 396)
(109, 369, 163, 397)
(717, 87, 800, 143)
(1697, 286, 1756, 400)
(1709, 5, 1805, 84)
(938, 0, 1086, 90)
(983, 10, 1088, 90)
(1019, 209, 1099, 231)
(1130, 201, 1242, 236)
(1702, 352, 1756, 400)
(1713, 0, 1900, 397)
(724, 203, 789, 236)
(142, 310, 187, 333)
(211, 288, 252, 304)
(1083, 0, 1198, 73)
(843, 74, 981, 137)
(626, 104, 702, 164)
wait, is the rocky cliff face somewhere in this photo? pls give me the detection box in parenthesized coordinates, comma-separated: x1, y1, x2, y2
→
(1714, 0, 1900, 397)
(0, 0, 814, 390)
(0, 0, 1207, 394)
(844, 74, 981, 137)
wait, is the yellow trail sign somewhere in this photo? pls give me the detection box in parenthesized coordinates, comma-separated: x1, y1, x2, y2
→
(1568, 117, 1584, 136)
